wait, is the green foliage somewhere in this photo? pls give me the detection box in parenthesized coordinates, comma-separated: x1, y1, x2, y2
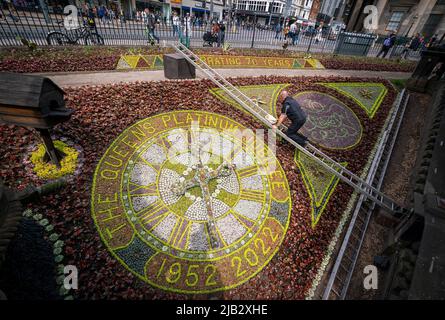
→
(390, 79, 408, 91)
(222, 42, 232, 52)
(16, 36, 37, 51)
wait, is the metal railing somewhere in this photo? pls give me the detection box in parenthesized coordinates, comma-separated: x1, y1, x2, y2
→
(322, 89, 411, 300)
(0, 3, 423, 60)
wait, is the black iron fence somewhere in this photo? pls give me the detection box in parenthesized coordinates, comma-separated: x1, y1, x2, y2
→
(0, 3, 423, 60)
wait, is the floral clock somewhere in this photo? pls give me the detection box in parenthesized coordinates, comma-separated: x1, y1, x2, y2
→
(91, 111, 291, 293)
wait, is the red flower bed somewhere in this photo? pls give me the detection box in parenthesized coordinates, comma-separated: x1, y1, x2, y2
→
(318, 58, 415, 72)
(0, 56, 118, 73)
(0, 76, 396, 299)
(0, 46, 416, 73)
(0, 46, 168, 73)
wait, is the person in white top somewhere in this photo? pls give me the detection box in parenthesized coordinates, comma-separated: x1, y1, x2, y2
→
(315, 24, 323, 43)
(183, 13, 192, 38)
(141, 10, 147, 24)
(289, 22, 298, 45)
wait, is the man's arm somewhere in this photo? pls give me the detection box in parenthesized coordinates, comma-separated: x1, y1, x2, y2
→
(272, 113, 287, 130)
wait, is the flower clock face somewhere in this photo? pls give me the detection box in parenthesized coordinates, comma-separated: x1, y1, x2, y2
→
(91, 111, 291, 293)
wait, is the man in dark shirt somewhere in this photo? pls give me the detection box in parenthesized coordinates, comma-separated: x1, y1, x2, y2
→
(145, 9, 160, 44)
(272, 91, 308, 147)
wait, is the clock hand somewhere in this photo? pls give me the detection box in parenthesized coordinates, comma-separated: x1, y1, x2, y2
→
(171, 162, 236, 249)
(171, 176, 199, 196)
(172, 163, 236, 196)
(210, 162, 236, 179)
(198, 175, 220, 249)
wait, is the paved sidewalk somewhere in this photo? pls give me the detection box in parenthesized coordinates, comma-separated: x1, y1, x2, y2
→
(40, 68, 412, 88)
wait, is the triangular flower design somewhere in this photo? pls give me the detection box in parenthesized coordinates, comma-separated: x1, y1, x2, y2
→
(152, 55, 164, 68)
(122, 55, 141, 69)
(292, 59, 303, 69)
(303, 59, 315, 68)
(210, 84, 290, 118)
(306, 58, 325, 69)
(321, 82, 388, 118)
(136, 55, 151, 69)
(116, 57, 132, 70)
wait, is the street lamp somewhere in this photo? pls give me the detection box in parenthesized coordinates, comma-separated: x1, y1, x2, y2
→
(268, 0, 276, 26)
(283, 0, 292, 25)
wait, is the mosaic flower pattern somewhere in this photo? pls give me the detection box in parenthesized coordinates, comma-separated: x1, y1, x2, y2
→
(210, 84, 290, 119)
(293, 91, 363, 150)
(320, 82, 388, 118)
(295, 151, 348, 227)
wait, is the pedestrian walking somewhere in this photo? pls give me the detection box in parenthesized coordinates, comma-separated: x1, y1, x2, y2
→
(273, 90, 309, 147)
(275, 23, 282, 39)
(289, 22, 300, 45)
(376, 33, 396, 58)
(211, 21, 220, 37)
(401, 33, 423, 59)
(119, 9, 126, 24)
(182, 13, 192, 48)
(4, 0, 19, 22)
(426, 34, 439, 48)
(314, 25, 323, 43)
(98, 6, 105, 22)
(217, 20, 226, 47)
(145, 9, 160, 44)
(283, 24, 289, 40)
(86, 7, 97, 32)
(141, 9, 147, 24)
(172, 11, 181, 37)
(109, 9, 115, 21)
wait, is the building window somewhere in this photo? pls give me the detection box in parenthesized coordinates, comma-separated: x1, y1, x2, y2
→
(238, 0, 247, 10)
(386, 11, 404, 31)
(422, 14, 443, 37)
(271, 2, 282, 14)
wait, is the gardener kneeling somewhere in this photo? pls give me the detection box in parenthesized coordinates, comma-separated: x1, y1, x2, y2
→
(272, 90, 309, 147)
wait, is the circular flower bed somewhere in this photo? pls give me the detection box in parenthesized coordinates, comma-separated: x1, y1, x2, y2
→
(293, 91, 363, 150)
(91, 111, 291, 294)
